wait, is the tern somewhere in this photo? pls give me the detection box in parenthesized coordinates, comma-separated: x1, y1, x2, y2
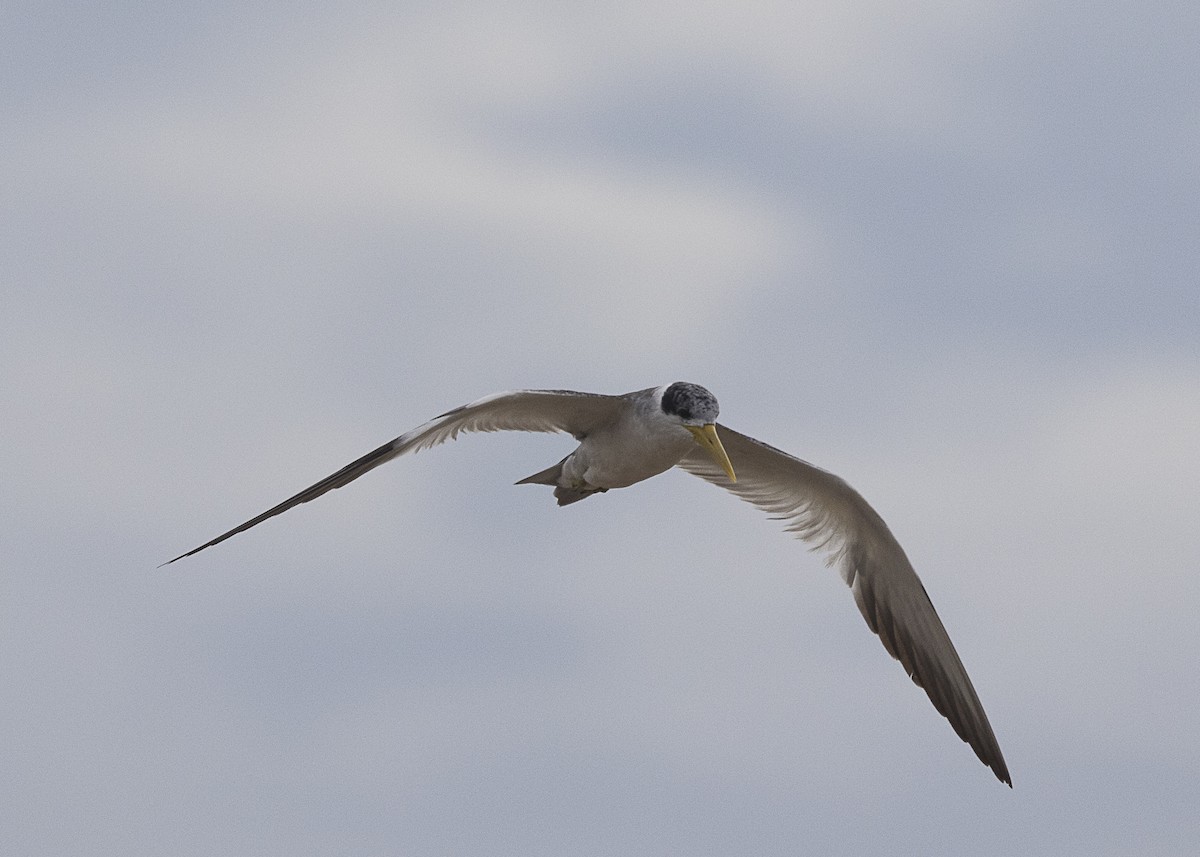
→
(165, 382, 1010, 785)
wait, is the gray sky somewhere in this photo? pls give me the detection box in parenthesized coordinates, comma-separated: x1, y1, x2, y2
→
(4, 2, 1198, 854)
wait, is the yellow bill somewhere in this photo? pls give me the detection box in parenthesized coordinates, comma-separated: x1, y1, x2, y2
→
(685, 424, 737, 482)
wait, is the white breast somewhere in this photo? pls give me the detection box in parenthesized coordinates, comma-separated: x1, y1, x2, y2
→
(568, 406, 693, 489)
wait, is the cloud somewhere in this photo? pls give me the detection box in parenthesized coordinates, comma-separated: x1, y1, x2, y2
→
(3, 1, 1199, 854)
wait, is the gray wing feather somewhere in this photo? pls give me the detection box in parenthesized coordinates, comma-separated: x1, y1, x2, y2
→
(677, 425, 1011, 786)
(163, 390, 623, 564)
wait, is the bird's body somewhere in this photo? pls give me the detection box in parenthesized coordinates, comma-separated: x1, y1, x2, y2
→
(517, 386, 708, 503)
(166, 382, 1011, 786)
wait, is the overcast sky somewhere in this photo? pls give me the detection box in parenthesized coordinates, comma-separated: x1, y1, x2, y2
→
(3, 2, 1198, 855)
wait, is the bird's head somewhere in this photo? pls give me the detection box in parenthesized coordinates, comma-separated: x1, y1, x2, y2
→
(660, 382, 737, 482)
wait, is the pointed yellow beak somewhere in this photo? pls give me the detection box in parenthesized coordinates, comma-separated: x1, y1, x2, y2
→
(685, 424, 737, 482)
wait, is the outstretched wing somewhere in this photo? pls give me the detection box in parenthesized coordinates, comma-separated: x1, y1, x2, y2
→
(677, 425, 1010, 786)
(163, 389, 623, 565)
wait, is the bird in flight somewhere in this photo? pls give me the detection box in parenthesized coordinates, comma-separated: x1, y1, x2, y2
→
(165, 381, 1010, 785)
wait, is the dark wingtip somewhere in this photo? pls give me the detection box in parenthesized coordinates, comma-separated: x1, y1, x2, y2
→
(158, 540, 215, 568)
(983, 750, 1012, 787)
